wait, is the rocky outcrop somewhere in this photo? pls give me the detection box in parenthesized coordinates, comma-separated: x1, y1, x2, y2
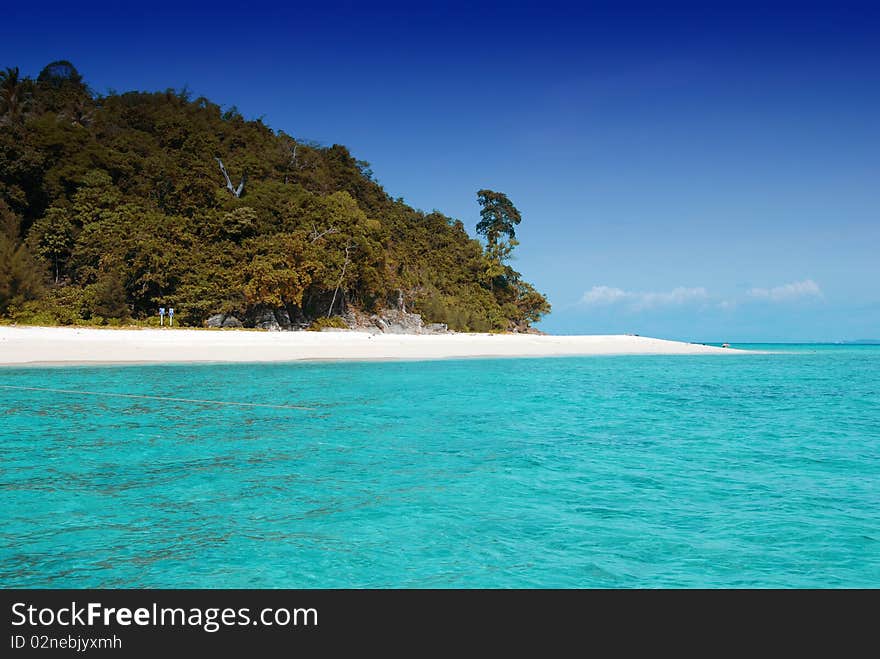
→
(207, 306, 450, 334)
(206, 308, 303, 330)
(274, 308, 292, 330)
(251, 309, 281, 331)
(205, 313, 244, 328)
(342, 308, 450, 334)
(510, 324, 545, 335)
(373, 310, 423, 334)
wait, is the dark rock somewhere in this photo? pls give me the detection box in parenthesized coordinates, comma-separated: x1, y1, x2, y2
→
(206, 313, 243, 329)
(252, 309, 281, 331)
(206, 314, 225, 328)
(290, 307, 309, 325)
(299, 307, 431, 334)
(425, 323, 448, 334)
(274, 309, 292, 330)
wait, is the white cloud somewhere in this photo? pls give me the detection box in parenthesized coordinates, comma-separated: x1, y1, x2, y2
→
(578, 279, 823, 314)
(580, 285, 708, 311)
(580, 286, 628, 305)
(747, 279, 822, 302)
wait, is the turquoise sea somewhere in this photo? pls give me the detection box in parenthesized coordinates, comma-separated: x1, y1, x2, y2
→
(1, 344, 878, 588)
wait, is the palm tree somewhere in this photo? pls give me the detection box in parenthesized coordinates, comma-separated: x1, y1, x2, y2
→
(0, 67, 31, 125)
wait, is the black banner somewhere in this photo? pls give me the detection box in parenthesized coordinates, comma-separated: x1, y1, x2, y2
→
(1, 589, 872, 654)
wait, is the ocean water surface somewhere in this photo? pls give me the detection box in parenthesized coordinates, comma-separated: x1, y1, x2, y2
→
(1, 345, 878, 587)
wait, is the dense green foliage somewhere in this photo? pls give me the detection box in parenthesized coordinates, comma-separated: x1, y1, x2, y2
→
(0, 62, 549, 331)
(477, 189, 521, 265)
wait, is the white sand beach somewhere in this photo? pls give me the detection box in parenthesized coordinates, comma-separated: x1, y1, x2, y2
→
(0, 326, 747, 365)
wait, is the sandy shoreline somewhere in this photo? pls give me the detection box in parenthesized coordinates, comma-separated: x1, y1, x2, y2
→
(0, 326, 751, 366)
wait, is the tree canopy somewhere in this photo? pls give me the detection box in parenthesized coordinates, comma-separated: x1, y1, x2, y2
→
(476, 189, 522, 263)
(0, 62, 550, 331)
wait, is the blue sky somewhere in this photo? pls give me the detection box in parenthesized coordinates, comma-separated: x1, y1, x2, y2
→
(3, 1, 878, 341)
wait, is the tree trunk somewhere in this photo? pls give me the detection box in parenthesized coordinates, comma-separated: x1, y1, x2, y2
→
(327, 244, 352, 318)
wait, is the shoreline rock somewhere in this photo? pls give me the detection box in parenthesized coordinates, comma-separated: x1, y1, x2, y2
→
(206, 307, 457, 335)
(205, 313, 244, 329)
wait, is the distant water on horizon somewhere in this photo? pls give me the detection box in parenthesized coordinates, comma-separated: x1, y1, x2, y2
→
(2, 344, 878, 587)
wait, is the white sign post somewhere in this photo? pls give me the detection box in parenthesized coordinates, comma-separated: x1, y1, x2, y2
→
(159, 307, 165, 326)
(169, 308, 174, 327)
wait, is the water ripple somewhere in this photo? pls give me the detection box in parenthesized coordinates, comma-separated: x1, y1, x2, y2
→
(1, 347, 878, 587)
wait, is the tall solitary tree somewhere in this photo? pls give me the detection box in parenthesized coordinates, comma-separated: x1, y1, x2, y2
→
(476, 189, 521, 263)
